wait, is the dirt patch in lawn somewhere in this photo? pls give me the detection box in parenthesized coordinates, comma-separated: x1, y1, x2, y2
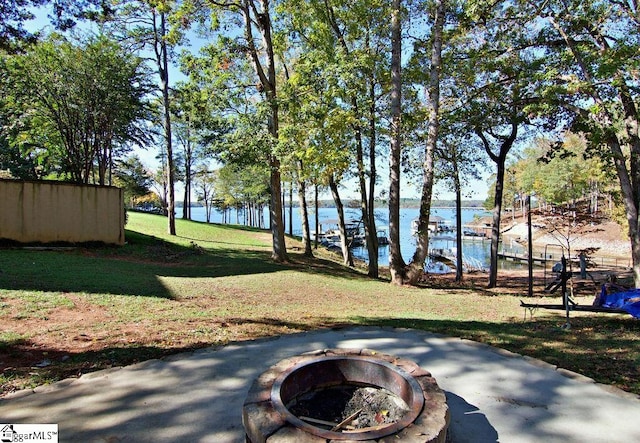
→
(1, 252, 635, 397)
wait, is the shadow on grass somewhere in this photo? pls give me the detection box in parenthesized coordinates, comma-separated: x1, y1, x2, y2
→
(0, 231, 318, 298)
(0, 228, 381, 299)
(175, 221, 274, 248)
(286, 251, 383, 281)
(0, 215, 395, 302)
(0, 339, 188, 394)
(180, 218, 268, 232)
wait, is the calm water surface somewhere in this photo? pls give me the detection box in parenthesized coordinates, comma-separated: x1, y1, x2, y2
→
(181, 205, 528, 270)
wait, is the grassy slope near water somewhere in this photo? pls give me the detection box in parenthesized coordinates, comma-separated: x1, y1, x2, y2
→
(0, 212, 638, 396)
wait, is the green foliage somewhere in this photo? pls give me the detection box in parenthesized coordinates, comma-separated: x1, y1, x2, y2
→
(508, 133, 611, 206)
(109, 0, 187, 48)
(1, 34, 153, 184)
(278, 0, 391, 190)
(113, 155, 154, 208)
(214, 163, 270, 209)
(175, 20, 281, 173)
(0, 0, 115, 52)
(278, 49, 354, 184)
(541, 139, 599, 204)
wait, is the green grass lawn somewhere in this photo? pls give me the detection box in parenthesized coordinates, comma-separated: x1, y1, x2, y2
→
(1, 211, 638, 396)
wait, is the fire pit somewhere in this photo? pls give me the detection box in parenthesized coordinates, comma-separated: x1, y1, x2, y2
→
(243, 349, 449, 442)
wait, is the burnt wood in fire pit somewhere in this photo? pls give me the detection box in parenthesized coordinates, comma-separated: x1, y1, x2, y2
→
(288, 384, 410, 430)
(242, 348, 449, 442)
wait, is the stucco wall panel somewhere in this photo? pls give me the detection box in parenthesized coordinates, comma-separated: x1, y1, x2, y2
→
(0, 179, 124, 245)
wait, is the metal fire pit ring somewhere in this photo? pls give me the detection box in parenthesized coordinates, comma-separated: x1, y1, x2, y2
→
(243, 348, 449, 442)
(271, 354, 424, 440)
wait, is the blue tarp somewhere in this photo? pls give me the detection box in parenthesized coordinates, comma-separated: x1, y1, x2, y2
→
(598, 287, 640, 318)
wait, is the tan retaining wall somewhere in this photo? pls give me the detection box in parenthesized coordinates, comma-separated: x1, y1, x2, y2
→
(0, 179, 125, 245)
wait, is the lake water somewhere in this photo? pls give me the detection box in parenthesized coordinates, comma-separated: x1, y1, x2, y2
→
(180, 205, 527, 270)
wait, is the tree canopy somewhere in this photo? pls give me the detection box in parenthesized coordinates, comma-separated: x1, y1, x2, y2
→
(3, 0, 640, 286)
(0, 0, 115, 51)
(0, 34, 152, 185)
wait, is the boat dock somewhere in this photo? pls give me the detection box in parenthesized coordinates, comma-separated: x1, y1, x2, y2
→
(497, 251, 552, 264)
(498, 251, 631, 270)
(429, 248, 486, 272)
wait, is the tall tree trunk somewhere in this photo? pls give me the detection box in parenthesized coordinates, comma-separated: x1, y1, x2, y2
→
(408, 0, 445, 285)
(355, 130, 377, 276)
(607, 135, 640, 287)
(366, 65, 379, 278)
(289, 182, 293, 235)
(476, 127, 515, 289)
(329, 174, 354, 267)
(388, 0, 405, 283)
(314, 183, 319, 249)
(182, 185, 189, 219)
(389, 0, 445, 285)
(617, 85, 640, 287)
(296, 161, 313, 257)
(488, 158, 506, 288)
(269, 156, 288, 262)
(355, 124, 376, 276)
(204, 189, 211, 223)
(242, 0, 288, 262)
(182, 125, 191, 220)
(155, 10, 175, 235)
(324, 1, 377, 277)
(477, 113, 517, 288)
(550, 10, 640, 286)
(183, 118, 192, 220)
(453, 155, 463, 282)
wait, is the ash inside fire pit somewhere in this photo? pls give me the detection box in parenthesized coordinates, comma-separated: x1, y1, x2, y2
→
(287, 384, 410, 430)
(244, 350, 449, 442)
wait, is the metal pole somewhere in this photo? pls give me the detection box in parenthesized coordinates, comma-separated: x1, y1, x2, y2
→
(527, 195, 533, 298)
(561, 255, 571, 329)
